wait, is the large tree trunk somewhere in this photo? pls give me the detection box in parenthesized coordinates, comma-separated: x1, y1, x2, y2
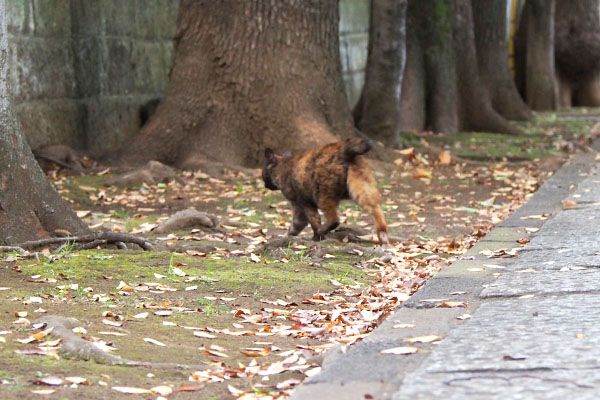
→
(454, 0, 522, 134)
(472, 0, 532, 121)
(399, 0, 521, 135)
(353, 0, 407, 148)
(110, 0, 354, 169)
(0, 0, 89, 245)
(524, 0, 557, 110)
(555, 0, 600, 107)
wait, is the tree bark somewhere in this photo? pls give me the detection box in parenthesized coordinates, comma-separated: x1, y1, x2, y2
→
(398, 0, 426, 132)
(524, 0, 557, 111)
(421, 0, 459, 133)
(555, 0, 600, 107)
(472, 0, 532, 121)
(354, 0, 407, 148)
(399, 0, 521, 135)
(0, 0, 89, 245)
(110, 0, 354, 169)
(454, 0, 522, 134)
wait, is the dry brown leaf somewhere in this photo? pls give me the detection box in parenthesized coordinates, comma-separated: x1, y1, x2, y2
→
(438, 301, 467, 308)
(204, 349, 228, 358)
(241, 348, 271, 357)
(438, 151, 451, 165)
(176, 384, 205, 392)
(414, 168, 432, 179)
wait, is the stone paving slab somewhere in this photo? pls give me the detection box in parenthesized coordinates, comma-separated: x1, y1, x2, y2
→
(481, 267, 600, 297)
(503, 247, 600, 271)
(393, 369, 600, 400)
(393, 293, 600, 398)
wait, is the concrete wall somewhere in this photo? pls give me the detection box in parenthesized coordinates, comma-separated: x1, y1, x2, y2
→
(7, 0, 368, 153)
(7, 0, 178, 152)
(339, 0, 370, 109)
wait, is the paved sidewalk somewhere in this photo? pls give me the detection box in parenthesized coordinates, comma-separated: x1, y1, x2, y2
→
(292, 143, 600, 400)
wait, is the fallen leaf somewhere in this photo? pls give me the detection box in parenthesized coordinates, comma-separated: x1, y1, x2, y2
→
(393, 323, 416, 329)
(176, 384, 205, 392)
(193, 331, 217, 339)
(31, 389, 56, 395)
(414, 168, 432, 179)
(151, 385, 173, 396)
(438, 301, 467, 308)
(563, 200, 577, 208)
(437, 151, 451, 165)
(112, 386, 151, 394)
(34, 376, 63, 386)
(65, 376, 90, 385)
(144, 338, 166, 347)
(204, 349, 228, 358)
(381, 346, 418, 355)
(405, 335, 441, 344)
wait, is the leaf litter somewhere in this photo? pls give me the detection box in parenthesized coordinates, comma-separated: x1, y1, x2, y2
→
(4, 119, 590, 398)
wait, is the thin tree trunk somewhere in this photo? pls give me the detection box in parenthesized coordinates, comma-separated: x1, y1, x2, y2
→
(0, 0, 89, 245)
(354, 0, 407, 148)
(398, 0, 426, 132)
(421, 0, 458, 133)
(110, 0, 353, 169)
(472, 0, 532, 121)
(525, 0, 557, 111)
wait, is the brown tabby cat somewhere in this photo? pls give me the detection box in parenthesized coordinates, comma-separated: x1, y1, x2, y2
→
(262, 138, 389, 243)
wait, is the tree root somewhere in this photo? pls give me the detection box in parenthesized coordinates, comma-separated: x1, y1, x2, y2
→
(262, 226, 399, 254)
(0, 246, 27, 254)
(33, 316, 213, 371)
(17, 231, 154, 251)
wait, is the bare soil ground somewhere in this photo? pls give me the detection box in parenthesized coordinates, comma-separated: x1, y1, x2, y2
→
(1, 111, 599, 399)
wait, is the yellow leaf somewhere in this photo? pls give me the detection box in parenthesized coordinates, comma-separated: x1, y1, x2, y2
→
(414, 168, 432, 179)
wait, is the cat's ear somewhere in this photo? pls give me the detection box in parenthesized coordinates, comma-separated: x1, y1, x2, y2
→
(265, 148, 275, 161)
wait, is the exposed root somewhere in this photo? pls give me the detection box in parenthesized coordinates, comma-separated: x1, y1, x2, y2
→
(262, 226, 396, 255)
(0, 246, 27, 254)
(33, 316, 213, 371)
(154, 209, 219, 234)
(17, 231, 154, 251)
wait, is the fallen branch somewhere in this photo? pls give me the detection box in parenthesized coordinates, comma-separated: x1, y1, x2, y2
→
(17, 231, 154, 251)
(33, 316, 212, 371)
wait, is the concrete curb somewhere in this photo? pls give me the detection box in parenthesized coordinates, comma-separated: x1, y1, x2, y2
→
(291, 140, 600, 400)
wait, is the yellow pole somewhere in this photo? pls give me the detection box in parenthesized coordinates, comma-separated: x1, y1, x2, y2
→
(508, 0, 519, 77)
